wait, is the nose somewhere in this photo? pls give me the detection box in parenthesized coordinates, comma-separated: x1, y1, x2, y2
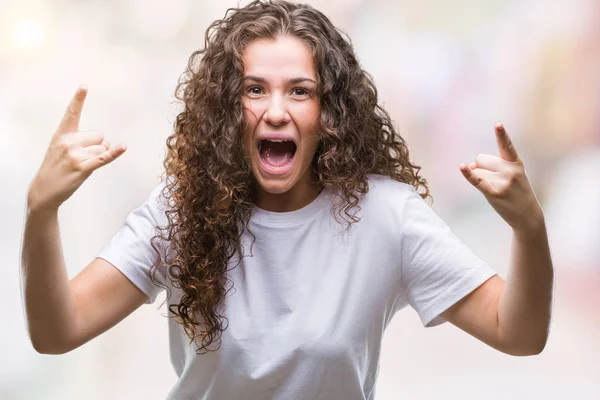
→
(263, 93, 291, 126)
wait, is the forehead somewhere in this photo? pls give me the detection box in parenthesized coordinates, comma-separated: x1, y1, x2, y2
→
(242, 35, 316, 80)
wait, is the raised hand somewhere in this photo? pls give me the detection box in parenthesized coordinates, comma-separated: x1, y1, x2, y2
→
(459, 122, 544, 232)
(27, 85, 127, 212)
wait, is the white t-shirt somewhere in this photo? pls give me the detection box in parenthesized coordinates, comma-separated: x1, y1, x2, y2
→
(96, 173, 497, 400)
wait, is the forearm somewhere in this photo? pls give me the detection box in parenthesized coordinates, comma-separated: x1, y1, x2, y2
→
(20, 203, 78, 354)
(497, 217, 554, 355)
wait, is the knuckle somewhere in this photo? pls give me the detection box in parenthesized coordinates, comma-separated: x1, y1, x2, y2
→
(55, 139, 70, 152)
(73, 161, 85, 172)
(513, 159, 524, 169)
(509, 171, 522, 184)
(97, 153, 109, 165)
(66, 146, 79, 162)
(496, 188, 508, 199)
(65, 106, 78, 118)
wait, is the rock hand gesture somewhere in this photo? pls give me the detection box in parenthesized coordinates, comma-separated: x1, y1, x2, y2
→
(26, 85, 127, 212)
(459, 122, 544, 233)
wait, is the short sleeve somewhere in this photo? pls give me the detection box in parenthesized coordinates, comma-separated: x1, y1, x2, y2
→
(399, 186, 497, 327)
(96, 181, 169, 305)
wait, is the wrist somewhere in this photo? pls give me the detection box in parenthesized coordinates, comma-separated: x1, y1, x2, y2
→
(512, 213, 546, 237)
(26, 196, 60, 217)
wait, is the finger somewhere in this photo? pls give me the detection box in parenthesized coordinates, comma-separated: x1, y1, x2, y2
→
(80, 144, 127, 172)
(80, 144, 113, 160)
(460, 162, 495, 193)
(56, 85, 88, 135)
(70, 130, 104, 148)
(494, 122, 519, 162)
(474, 153, 503, 172)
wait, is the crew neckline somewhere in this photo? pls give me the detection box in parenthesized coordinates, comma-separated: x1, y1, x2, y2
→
(250, 186, 333, 226)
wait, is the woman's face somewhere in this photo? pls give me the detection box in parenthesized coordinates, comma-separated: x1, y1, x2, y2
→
(241, 35, 321, 209)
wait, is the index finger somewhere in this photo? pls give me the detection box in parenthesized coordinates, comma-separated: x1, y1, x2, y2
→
(56, 85, 88, 134)
(494, 121, 520, 162)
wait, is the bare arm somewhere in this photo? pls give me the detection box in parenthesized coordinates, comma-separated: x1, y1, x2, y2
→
(20, 204, 77, 354)
(20, 85, 143, 354)
(497, 220, 554, 355)
(441, 123, 554, 356)
(20, 202, 149, 354)
(440, 221, 554, 356)
(68, 256, 149, 353)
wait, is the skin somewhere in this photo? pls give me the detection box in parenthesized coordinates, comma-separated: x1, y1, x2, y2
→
(440, 123, 553, 356)
(240, 35, 553, 354)
(241, 35, 322, 212)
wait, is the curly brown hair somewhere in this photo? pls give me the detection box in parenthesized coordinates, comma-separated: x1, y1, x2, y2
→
(148, 0, 432, 355)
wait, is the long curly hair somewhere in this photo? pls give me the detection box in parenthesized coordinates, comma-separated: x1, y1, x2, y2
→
(148, 0, 432, 355)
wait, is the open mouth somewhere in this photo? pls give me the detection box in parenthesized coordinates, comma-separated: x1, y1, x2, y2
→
(257, 139, 297, 169)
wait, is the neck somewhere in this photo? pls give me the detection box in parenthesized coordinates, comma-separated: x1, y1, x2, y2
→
(253, 171, 322, 213)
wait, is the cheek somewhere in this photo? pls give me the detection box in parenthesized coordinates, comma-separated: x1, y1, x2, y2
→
(242, 128, 255, 158)
(301, 107, 321, 138)
(299, 119, 321, 157)
(242, 105, 258, 143)
(243, 100, 261, 122)
(296, 104, 320, 128)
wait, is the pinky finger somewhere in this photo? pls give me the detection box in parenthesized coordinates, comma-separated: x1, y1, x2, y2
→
(80, 144, 127, 172)
(460, 162, 494, 193)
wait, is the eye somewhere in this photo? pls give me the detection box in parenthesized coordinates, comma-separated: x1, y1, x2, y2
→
(247, 86, 263, 95)
(292, 88, 310, 97)
(246, 86, 311, 98)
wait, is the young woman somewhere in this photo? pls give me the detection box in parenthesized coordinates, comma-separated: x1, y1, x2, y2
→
(22, 1, 554, 399)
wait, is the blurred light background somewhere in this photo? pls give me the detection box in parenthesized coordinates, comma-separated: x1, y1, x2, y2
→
(3, 0, 599, 398)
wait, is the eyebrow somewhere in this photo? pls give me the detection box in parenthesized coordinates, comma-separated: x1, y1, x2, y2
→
(243, 75, 317, 85)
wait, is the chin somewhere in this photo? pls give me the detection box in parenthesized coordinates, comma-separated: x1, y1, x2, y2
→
(254, 174, 296, 194)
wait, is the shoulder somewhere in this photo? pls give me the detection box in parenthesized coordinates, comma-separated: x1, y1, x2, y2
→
(147, 180, 169, 212)
(131, 179, 170, 228)
(365, 173, 417, 202)
(356, 174, 419, 223)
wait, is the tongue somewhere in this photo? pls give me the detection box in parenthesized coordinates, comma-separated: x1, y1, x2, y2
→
(261, 141, 295, 166)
